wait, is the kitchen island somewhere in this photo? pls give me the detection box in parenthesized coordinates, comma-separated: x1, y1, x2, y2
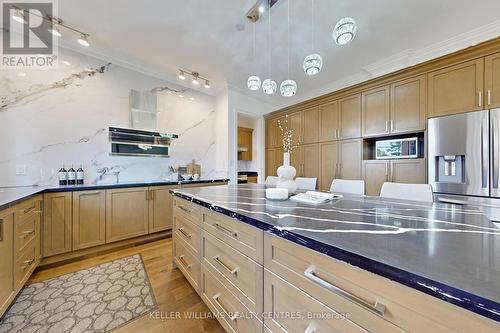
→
(172, 183, 499, 333)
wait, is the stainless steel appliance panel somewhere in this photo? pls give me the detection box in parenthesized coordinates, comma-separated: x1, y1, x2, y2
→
(428, 110, 489, 196)
(490, 109, 500, 197)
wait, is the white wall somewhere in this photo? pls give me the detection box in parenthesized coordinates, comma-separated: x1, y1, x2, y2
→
(0, 47, 227, 186)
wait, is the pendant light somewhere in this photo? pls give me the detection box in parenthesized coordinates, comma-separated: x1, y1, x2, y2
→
(262, 0, 277, 94)
(280, 0, 297, 97)
(303, 0, 322, 75)
(247, 23, 261, 91)
(333, 17, 357, 46)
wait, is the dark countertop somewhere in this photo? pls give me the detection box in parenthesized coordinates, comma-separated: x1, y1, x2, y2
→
(237, 171, 258, 177)
(0, 178, 229, 211)
(172, 184, 500, 322)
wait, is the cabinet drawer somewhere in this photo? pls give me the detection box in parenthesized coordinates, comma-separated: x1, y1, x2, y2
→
(15, 213, 38, 253)
(264, 269, 369, 333)
(174, 198, 202, 226)
(264, 234, 447, 333)
(14, 196, 41, 221)
(173, 236, 201, 294)
(14, 242, 38, 290)
(173, 214, 201, 257)
(203, 210, 263, 264)
(201, 266, 263, 333)
(202, 230, 263, 314)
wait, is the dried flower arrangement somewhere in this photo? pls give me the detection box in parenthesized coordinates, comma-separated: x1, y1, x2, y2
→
(278, 115, 299, 153)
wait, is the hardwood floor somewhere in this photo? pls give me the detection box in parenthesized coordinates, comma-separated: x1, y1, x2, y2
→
(29, 238, 225, 333)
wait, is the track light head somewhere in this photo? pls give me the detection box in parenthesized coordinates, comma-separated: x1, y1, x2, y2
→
(178, 71, 186, 80)
(77, 33, 90, 47)
(192, 72, 200, 85)
(12, 8, 26, 24)
(204, 80, 210, 89)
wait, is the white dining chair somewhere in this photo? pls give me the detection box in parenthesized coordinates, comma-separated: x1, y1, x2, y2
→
(330, 179, 365, 195)
(265, 176, 279, 187)
(295, 177, 317, 191)
(380, 182, 434, 203)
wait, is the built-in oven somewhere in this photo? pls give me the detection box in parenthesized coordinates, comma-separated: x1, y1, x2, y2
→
(375, 137, 420, 160)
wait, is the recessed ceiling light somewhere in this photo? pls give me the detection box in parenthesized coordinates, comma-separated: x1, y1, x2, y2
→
(333, 17, 357, 46)
(49, 25, 61, 37)
(77, 34, 90, 47)
(62, 60, 71, 66)
(178, 94, 184, 98)
(189, 97, 195, 101)
(258, 4, 266, 13)
(11, 9, 25, 24)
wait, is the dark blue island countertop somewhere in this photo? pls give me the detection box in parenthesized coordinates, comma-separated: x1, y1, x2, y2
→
(172, 184, 500, 322)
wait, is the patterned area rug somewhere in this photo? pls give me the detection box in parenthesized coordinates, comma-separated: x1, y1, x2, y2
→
(0, 254, 157, 333)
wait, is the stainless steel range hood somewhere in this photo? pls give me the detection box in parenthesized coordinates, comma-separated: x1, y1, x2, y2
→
(109, 127, 178, 158)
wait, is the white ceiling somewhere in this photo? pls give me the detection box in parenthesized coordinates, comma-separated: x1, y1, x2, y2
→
(58, 0, 500, 111)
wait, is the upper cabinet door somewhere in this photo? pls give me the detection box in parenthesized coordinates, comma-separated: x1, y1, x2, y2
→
(266, 118, 279, 148)
(391, 75, 426, 133)
(338, 94, 362, 139)
(427, 58, 484, 118)
(302, 107, 319, 144)
(485, 52, 500, 109)
(288, 112, 303, 146)
(319, 101, 339, 142)
(362, 86, 390, 137)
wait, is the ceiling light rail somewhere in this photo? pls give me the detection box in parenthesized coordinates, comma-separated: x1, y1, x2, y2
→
(178, 69, 211, 89)
(10, 5, 91, 46)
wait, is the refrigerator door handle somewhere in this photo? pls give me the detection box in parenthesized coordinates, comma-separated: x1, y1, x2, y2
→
(481, 118, 489, 188)
(492, 119, 499, 189)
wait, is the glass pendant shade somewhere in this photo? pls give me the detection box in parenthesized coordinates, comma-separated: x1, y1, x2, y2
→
(333, 17, 357, 46)
(280, 79, 297, 97)
(247, 76, 261, 91)
(262, 79, 277, 94)
(303, 53, 322, 75)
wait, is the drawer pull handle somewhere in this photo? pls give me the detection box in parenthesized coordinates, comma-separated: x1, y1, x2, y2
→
(22, 259, 35, 270)
(178, 205, 192, 214)
(21, 230, 35, 239)
(33, 210, 43, 215)
(177, 255, 192, 270)
(213, 255, 239, 275)
(22, 204, 36, 214)
(212, 293, 238, 321)
(213, 223, 238, 238)
(304, 266, 386, 317)
(178, 227, 192, 239)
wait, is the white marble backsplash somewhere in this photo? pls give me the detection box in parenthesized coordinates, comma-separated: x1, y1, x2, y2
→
(0, 48, 224, 187)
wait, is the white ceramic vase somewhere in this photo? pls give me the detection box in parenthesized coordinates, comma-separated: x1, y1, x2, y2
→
(276, 152, 297, 193)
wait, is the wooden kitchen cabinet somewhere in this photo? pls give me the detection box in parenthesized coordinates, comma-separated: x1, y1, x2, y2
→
(363, 158, 426, 196)
(292, 144, 319, 181)
(149, 185, 176, 233)
(72, 190, 106, 250)
(266, 117, 280, 148)
(391, 75, 426, 133)
(0, 209, 14, 317)
(106, 187, 149, 243)
(301, 107, 319, 144)
(485, 52, 500, 108)
(338, 139, 362, 180)
(363, 160, 390, 196)
(391, 158, 426, 184)
(319, 141, 338, 191)
(428, 58, 484, 118)
(362, 85, 391, 137)
(338, 94, 362, 139)
(237, 126, 253, 161)
(43, 192, 72, 257)
(319, 101, 339, 142)
(266, 148, 283, 177)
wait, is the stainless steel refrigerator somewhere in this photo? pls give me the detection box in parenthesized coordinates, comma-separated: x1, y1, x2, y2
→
(428, 109, 500, 222)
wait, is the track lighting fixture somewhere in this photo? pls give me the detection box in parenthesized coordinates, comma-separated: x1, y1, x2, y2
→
(177, 69, 211, 88)
(77, 34, 90, 47)
(11, 6, 91, 47)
